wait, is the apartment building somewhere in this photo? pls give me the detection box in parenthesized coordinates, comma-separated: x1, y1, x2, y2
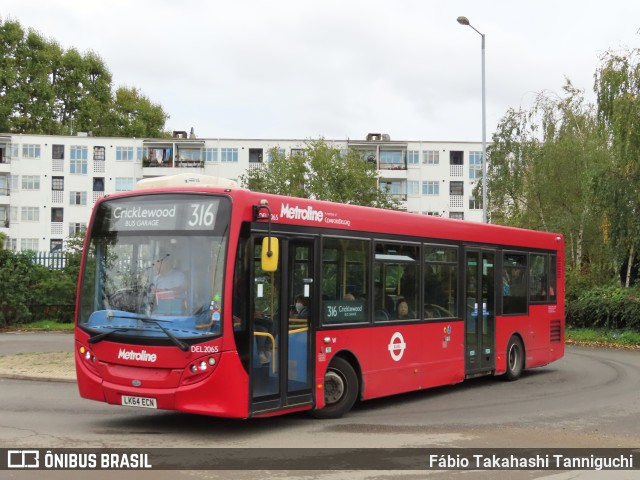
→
(0, 131, 484, 252)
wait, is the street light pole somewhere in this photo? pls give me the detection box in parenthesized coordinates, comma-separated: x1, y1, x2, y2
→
(457, 16, 487, 223)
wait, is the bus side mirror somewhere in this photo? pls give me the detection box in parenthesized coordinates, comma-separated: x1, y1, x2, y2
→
(261, 237, 279, 272)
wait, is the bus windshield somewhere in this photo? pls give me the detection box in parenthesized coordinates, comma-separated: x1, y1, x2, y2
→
(78, 194, 230, 344)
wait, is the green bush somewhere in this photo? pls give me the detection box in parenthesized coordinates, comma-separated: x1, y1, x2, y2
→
(0, 250, 78, 327)
(566, 285, 640, 331)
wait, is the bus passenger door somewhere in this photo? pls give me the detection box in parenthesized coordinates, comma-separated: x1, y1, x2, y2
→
(250, 236, 282, 410)
(284, 239, 314, 407)
(464, 249, 496, 375)
(249, 235, 314, 415)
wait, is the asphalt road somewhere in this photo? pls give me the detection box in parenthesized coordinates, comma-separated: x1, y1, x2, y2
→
(0, 333, 638, 479)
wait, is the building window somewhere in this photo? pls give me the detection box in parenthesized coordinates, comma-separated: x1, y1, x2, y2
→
(50, 239, 63, 252)
(21, 238, 39, 251)
(8, 175, 19, 191)
(450, 151, 463, 165)
(93, 177, 105, 192)
(449, 212, 464, 220)
(267, 148, 285, 161)
(381, 180, 403, 195)
(379, 150, 403, 165)
(204, 148, 218, 163)
(51, 208, 64, 222)
(116, 146, 134, 161)
(52, 144, 65, 159)
(407, 180, 419, 195)
(21, 175, 40, 190)
(407, 150, 419, 165)
(221, 148, 238, 162)
(115, 177, 134, 191)
(69, 222, 86, 236)
(469, 198, 482, 210)
(70, 146, 88, 174)
(422, 181, 439, 195)
(450, 181, 464, 196)
(21, 207, 39, 222)
(93, 146, 105, 161)
(70, 191, 87, 205)
(178, 148, 201, 161)
(52, 176, 64, 191)
(136, 147, 144, 161)
(291, 148, 306, 157)
(6, 143, 19, 158)
(469, 151, 482, 179)
(22, 144, 41, 159)
(423, 150, 439, 165)
(249, 148, 263, 163)
(0, 206, 7, 226)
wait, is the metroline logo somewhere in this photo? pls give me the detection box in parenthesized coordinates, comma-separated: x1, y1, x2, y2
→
(280, 203, 324, 222)
(117, 348, 157, 362)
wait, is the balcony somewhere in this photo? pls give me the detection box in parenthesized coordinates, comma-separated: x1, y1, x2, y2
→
(175, 157, 205, 169)
(0, 187, 9, 205)
(0, 157, 10, 173)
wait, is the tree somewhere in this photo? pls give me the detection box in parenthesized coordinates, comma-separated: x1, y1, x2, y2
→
(487, 82, 609, 276)
(104, 87, 169, 138)
(594, 48, 640, 287)
(240, 139, 400, 209)
(0, 17, 168, 137)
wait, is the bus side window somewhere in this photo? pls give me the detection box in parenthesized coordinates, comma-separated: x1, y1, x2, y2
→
(321, 237, 369, 325)
(423, 246, 458, 319)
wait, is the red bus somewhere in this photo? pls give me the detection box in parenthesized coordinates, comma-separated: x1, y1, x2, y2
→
(75, 174, 564, 418)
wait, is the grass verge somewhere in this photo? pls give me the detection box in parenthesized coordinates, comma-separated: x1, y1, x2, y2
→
(566, 327, 640, 349)
(1, 321, 74, 332)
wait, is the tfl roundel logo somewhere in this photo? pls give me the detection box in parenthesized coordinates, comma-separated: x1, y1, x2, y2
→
(388, 332, 407, 361)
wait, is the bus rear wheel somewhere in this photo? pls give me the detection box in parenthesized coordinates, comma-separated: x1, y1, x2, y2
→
(310, 357, 358, 419)
(505, 335, 524, 381)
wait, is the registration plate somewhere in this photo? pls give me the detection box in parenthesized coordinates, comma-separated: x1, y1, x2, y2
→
(121, 395, 157, 409)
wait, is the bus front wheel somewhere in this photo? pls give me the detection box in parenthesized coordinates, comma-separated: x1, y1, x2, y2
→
(505, 335, 524, 381)
(311, 357, 358, 419)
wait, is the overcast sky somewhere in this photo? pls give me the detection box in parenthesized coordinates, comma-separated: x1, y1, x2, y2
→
(3, 0, 639, 142)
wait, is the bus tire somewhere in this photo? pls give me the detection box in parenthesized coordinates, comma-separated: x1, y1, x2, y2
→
(310, 357, 358, 419)
(505, 335, 524, 381)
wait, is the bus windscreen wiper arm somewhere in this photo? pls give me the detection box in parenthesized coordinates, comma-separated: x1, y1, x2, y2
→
(134, 316, 190, 352)
(88, 328, 134, 344)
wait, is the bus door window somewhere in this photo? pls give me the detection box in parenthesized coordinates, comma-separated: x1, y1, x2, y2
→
(250, 236, 281, 398)
(321, 237, 369, 325)
(373, 242, 419, 321)
(423, 246, 458, 319)
(288, 242, 313, 392)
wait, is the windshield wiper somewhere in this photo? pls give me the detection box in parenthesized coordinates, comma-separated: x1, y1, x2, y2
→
(88, 328, 136, 344)
(134, 316, 190, 352)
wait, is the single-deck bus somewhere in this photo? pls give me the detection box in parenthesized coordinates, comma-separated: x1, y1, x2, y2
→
(75, 174, 564, 418)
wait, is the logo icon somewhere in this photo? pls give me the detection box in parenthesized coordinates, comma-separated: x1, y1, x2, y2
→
(8, 450, 39, 468)
(388, 332, 407, 361)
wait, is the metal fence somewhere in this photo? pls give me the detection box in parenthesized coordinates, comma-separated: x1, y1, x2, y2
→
(30, 251, 68, 270)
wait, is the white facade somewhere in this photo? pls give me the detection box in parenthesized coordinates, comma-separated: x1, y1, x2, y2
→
(0, 132, 484, 252)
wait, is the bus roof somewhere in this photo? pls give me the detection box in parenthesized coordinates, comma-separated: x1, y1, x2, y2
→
(105, 176, 563, 252)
